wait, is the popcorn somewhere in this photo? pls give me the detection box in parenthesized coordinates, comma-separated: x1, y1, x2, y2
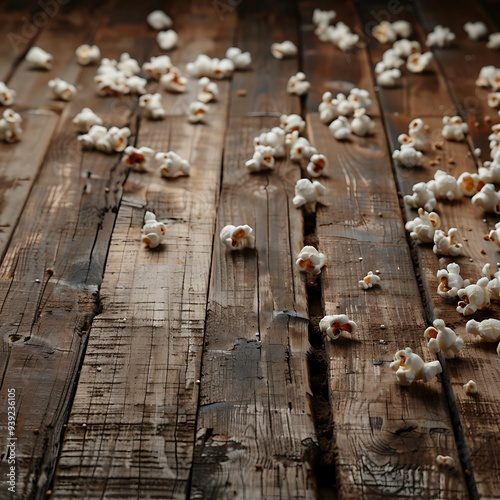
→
(488, 222, 500, 246)
(318, 92, 338, 124)
(478, 158, 500, 183)
(392, 39, 421, 58)
(287, 72, 311, 96)
(96, 57, 118, 75)
(160, 67, 187, 93)
(426, 25, 455, 47)
(319, 314, 357, 341)
(475, 65, 500, 90)
(225, 47, 251, 69)
(280, 113, 305, 133)
(197, 77, 219, 103)
(78, 125, 131, 153)
(392, 20, 412, 39)
(379, 48, 405, 69)
(126, 75, 148, 95)
(398, 133, 416, 149)
(471, 183, 500, 214)
(254, 127, 286, 158)
(435, 456, 455, 469)
(186, 54, 234, 79)
(147, 10, 172, 30)
(437, 263, 470, 299)
(427, 170, 462, 201)
(0, 82, 16, 106)
(442, 115, 468, 141)
(94, 71, 129, 96)
(390, 347, 442, 386)
(392, 146, 423, 167)
(424, 319, 464, 359)
(116, 53, 141, 77)
(332, 92, 354, 116)
(25, 46, 52, 70)
(405, 208, 441, 243)
(433, 228, 463, 257)
(376, 68, 401, 87)
(404, 182, 437, 211)
(296, 246, 326, 275)
(348, 88, 372, 110)
(307, 153, 328, 177)
(0, 108, 22, 143)
(48, 77, 77, 101)
(142, 210, 166, 249)
(466, 318, 500, 343)
(292, 179, 327, 208)
(483, 263, 500, 301)
(464, 21, 488, 40)
(156, 151, 190, 178)
(157, 29, 178, 51)
(72, 107, 103, 133)
(334, 26, 359, 51)
(488, 92, 500, 109)
(122, 146, 156, 173)
(406, 52, 433, 73)
(188, 101, 208, 124)
(463, 380, 478, 395)
(245, 145, 275, 171)
(270, 41, 298, 59)
(220, 224, 255, 250)
(456, 277, 491, 315)
(457, 172, 484, 197)
(351, 108, 375, 136)
(290, 137, 317, 161)
(486, 32, 500, 50)
(329, 116, 351, 140)
(408, 118, 429, 150)
(75, 44, 100, 65)
(372, 21, 397, 44)
(359, 271, 381, 290)
(77, 124, 107, 149)
(313, 9, 336, 40)
(142, 55, 172, 80)
(139, 93, 166, 120)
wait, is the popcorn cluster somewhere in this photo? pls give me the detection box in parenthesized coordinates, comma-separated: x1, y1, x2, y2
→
(0, 109, 23, 143)
(0, 82, 16, 106)
(312, 8, 359, 51)
(78, 125, 131, 153)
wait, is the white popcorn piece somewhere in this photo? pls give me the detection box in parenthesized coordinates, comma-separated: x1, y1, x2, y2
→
(77, 124, 107, 149)
(471, 183, 500, 214)
(290, 137, 317, 161)
(142, 210, 166, 249)
(436, 455, 455, 468)
(348, 88, 372, 110)
(478, 158, 500, 184)
(427, 170, 462, 201)
(404, 182, 437, 211)
(336, 31, 359, 52)
(390, 347, 442, 386)
(48, 77, 77, 101)
(475, 65, 500, 90)
(157, 29, 178, 51)
(187, 101, 208, 124)
(139, 93, 166, 120)
(96, 57, 118, 75)
(245, 145, 275, 171)
(351, 108, 375, 136)
(457, 172, 484, 197)
(406, 208, 441, 243)
(72, 107, 103, 132)
(0, 108, 23, 143)
(312, 9, 336, 30)
(186, 54, 234, 79)
(486, 32, 500, 50)
(359, 271, 381, 290)
(433, 228, 463, 257)
(319, 314, 357, 341)
(25, 46, 52, 70)
(392, 39, 421, 58)
(398, 133, 416, 149)
(372, 21, 396, 44)
(408, 118, 429, 150)
(332, 92, 354, 116)
(457, 277, 491, 315)
(160, 67, 187, 93)
(482, 263, 500, 301)
(117, 53, 141, 77)
(0, 82, 15, 106)
(406, 51, 433, 73)
(464, 21, 488, 40)
(94, 71, 129, 97)
(142, 55, 172, 80)
(122, 146, 156, 173)
(271, 41, 298, 59)
(426, 25, 455, 48)
(437, 263, 470, 300)
(296, 246, 326, 275)
(197, 77, 219, 103)
(392, 20, 412, 39)
(78, 125, 131, 153)
(380, 48, 405, 69)
(292, 179, 327, 208)
(488, 92, 500, 109)
(75, 44, 100, 65)
(318, 91, 338, 124)
(254, 127, 286, 158)
(220, 224, 255, 250)
(147, 10, 172, 30)
(466, 318, 500, 343)
(377, 68, 402, 87)
(442, 115, 468, 141)
(424, 319, 464, 359)
(156, 151, 190, 178)
(329, 116, 351, 140)
(225, 47, 251, 69)
(463, 380, 478, 395)
(287, 72, 311, 96)
(280, 113, 305, 133)
(392, 146, 423, 167)
(488, 222, 500, 246)
(126, 75, 148, 95)
(307, 153, 328, 177)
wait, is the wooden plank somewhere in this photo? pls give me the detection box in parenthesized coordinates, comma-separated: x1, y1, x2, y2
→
(300, 1, 469, 497)
(190, 1, 317, 498)
(51, 3, 237, 498)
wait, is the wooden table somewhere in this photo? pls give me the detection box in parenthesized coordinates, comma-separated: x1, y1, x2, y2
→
(0, 0, 499, 498)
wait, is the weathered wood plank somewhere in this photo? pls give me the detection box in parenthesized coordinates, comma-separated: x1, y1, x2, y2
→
(190, 1, 317, 498)
(300, 1, 469, 497)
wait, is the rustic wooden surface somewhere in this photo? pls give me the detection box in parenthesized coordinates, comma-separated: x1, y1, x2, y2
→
(0, 0, 499, 499)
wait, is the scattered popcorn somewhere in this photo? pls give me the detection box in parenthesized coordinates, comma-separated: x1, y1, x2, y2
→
(332, 92, 354, 116)
(405, 208, 441, 243)
(78, 125, 131, 153)
(147, 10, 172, 30)
(483, 263, 500, 301)
(377, 68, 402, 87)
(437, 263, 470, 299)
(25, 46, 52, 70)
(372, 21, 396, 44)
(488, 92, 500, 109)
(122, 146, 156, 173)
(471, 183, 500, 214)
(442, 115, 468, 141)
(463, 380, 478, 395)
(427, 170, 462, 201)
(379, 48, 405, 70)
(348, 88, 372, 110)
(0, 108, 22, 143)
(142, 55, 172, 80)
(475, 65, 500, 90)
(157, 29, 178, 51)
(287, 72, 311, 96)
(292, 179, 327, 208)
(307, 153, 328, 177)
(220, 224, 255, 250)
(139, 93, 165, 120)
(404, 182, 437, 211)
(392, 146, 423, 167)
(318, 92, 338, 124)
(72, 107, 103, 133)
(156, 151, 190, 178)
(359, 271, 381, 290)
(457, 172, 484, 197)
(290, 137, 317, 161)
(319, 314, 357, 341)
(254, 127, 286, 158)
(312, 9, 336, 36)
(407, 118, 429, 150)
(486, 32, 500, 50)
(245, 145, 275, 171)
(426, 25, 455, 48)
(335, 27, 359, 51)
(225, 47, 251, 69)
(197, 77, 219, 103)
(390, 347, 442, 386)
(479, 157, 500, 184)
(48, 77, 77, 101)
(329, 116, 351, 140)
(187, 54, 234, 79)
(75, 44, 100, 65)
(392, 39, 421, 58)
(142, 210, 166, 249)
(424, 319, 464, 359)
(457, 277, 491, 315)
(433, 228, 463, 257)
(392, 20, 412, 39)
(296, 246, 326, 275)
(351, 108, 375, 136)
(488, 222, 500, 246)
(464, 21, 488, 40)
(158, 67, 186, 93)
(271, 41, 298, 59)
(407, 51, 433, 73)
(116, 53, 141, 77)
(466, 318, 500, 343)
(188, 101, 208, 124)
(280, 113, 305, 133)
(435, 455, 455, 468)
(0, 81, 16, 106)
(127, 75, 148, 95)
